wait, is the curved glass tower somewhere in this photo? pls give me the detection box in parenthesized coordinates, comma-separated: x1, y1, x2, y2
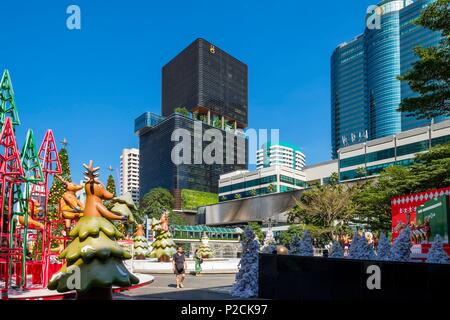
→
(365, 0, 407, 139)
(330, 0, 445, 158)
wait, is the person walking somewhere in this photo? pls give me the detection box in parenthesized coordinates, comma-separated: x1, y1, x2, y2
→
(194, 248, 203, 276)
(172, 245, 187, 289)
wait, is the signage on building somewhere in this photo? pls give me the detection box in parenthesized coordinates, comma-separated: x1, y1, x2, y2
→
(416, 196, 449, 243)
(341, 130, 368, 147)
(391, 186, 450, 243)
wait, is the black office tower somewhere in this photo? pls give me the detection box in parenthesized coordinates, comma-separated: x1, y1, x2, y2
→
(137, 39, 248, 208)
(162, 38, 248, 129)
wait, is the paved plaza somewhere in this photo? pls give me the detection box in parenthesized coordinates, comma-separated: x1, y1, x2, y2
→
(114, 274, 239, 300)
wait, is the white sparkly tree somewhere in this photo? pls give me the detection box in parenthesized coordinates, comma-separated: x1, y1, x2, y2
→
(376, 232, 391, 261)
(231, 228, 260, 298)
(289, 235, 302, 255)
(390, 227, 412, 262)
(349, 233, 373, 260)
(426, 235, 449, 264)
(329, 240, 344, 258)
(298, 231, 314, 256)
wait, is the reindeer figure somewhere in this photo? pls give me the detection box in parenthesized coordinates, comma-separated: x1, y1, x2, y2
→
(160, 210, 170, 232)
(55, 175, 84, 230)
(83, 161, 124, 220)
(17, 198, 45, 230)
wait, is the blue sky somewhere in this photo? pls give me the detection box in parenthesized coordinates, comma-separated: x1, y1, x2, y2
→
(1, 0, 374, 183)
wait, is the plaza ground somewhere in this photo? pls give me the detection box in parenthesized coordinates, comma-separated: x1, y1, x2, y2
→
(114, 274, 239, 300)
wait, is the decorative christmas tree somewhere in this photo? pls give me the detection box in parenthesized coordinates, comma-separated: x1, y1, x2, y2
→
(0, 69, 21, 127)
(48, 161, 139, 299)
(104, 167, 117, 210)
(48, 147, 72, 220)
(376, 232, 391, 261)
(298, 231, 314, 256)
(111, 192, 137, 224)
(133, 224, 150, 260)
(231, 228, 259, 298)
(289, 235, 302, 255)
(426, 234, 449, 264)
(390, 227, 412, 262)
(261, 227, 277, 254)
(197, 232, 215, 258)
(106, 172, 116, 196)
(330, 240, 344, 258)
(349, 233, 364, 259)
(149, 211, 177, 262)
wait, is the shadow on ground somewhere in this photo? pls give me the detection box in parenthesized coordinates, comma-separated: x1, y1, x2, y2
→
(114, 274, 242, 300)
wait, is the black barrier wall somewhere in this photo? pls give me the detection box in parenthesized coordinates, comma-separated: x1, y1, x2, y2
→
(259, 254, 450, 300)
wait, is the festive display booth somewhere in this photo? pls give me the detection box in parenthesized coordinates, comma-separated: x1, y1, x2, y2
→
(391, 187, 450, 256)
(0, 70, 66, 298)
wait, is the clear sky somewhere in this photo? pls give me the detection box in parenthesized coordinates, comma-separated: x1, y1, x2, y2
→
(1, 0, 374, 184)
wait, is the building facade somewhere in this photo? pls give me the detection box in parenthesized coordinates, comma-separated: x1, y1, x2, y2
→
(162, 38, 248, 129)
(138, 38, 249, 208)
(120, 148, 140, 203)
(331, 0, 445, 158)
(218, 165, 307, 202)
(136, 112, 247, 208)
(303, 160, 339, 186)
(256, 143, 306, 171)
(338, 120, 450, 182)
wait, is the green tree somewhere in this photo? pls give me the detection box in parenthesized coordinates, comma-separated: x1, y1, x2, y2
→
(139, 188, 187, 225)
(140, 188, 174, 219)
(397, 0, 450, 119)
(174, 107, 190, 117)
(48, 147, 71, 220)
(247, 222, 264, 242)
(408, 142, 450, 191)
(352, 142, 450, 231)
(106, 174, 116, 196)
(288, 183, 358, 240)
(278, 224, 303, 245)
(352, 166, 413, 232)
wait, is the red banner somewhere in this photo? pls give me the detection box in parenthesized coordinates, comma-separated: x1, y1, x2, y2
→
(391, 186, 450, 242)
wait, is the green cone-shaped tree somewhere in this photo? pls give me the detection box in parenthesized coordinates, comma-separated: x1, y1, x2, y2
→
(48, 162, 139, 298)
(48, 148, 71, 220)
(133, 224, 150, 259)
(197, 233, 215, 258)
(149, 212, 176, 262)
(106, 174, 116, 196)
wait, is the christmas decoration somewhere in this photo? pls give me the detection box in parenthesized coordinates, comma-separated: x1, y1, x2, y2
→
(110, 192, 137, 224)
(329, 240, 344, 258)
(133, 224, 150, 260)
(276, 245, 289, 255)
(426, 234, 449, 264)
(349, 233, 371, 260)
(197, 232, 215, 258)
(390, 227, 412, 262)
(48, 147, 71, 220)
(376, 232, 391, 261)
(0, 69, 21, 127)
(289, 235, 302, 255)
(298, 231, 314, 256)
(48, 161, 139, 299)
(149, 211, 177, 262)
(106, 173, 116, 196)
(261, 227, 277, 254)
(55, 175, 84, 231)
(231, 228, 259, 298)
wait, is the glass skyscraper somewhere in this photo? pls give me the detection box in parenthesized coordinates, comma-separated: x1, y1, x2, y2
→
(137, 39, 249, 209)
(331, 0, 446, 159)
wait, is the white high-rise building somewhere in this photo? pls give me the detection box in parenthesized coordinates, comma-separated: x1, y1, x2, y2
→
(120, 148, 140, 203)
(256, 143, 305, 171)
